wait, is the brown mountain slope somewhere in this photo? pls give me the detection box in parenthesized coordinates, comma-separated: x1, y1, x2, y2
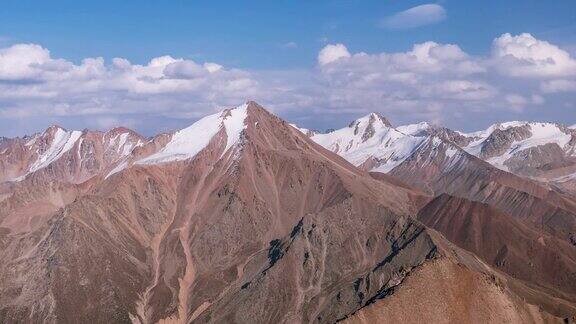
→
(0, 102, 573, 323)
(388, 138, 576, 243)
(344, 258, 566, 324)
(418, 194, 576, 305)
(0, 125, 145, 184)
(0, 103, 436, 322)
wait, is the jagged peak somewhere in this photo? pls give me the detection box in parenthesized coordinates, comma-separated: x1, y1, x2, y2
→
(106, 126, 142, 137)
(43, 124, 69, 137)
(345, 112, 394, 142)
(349, 112, 392, 129)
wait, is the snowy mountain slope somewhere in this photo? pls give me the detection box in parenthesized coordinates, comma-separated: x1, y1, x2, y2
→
(1, 104, 252, 183)
(459, 121, 575, 171)
(396, 122, 431, 137)
(0, 125, 145, 183)
(299, 115, 576, 183)
(307, 113, 427, 172)
(137, 103, 248, 165)
(27, 127, 82, 175)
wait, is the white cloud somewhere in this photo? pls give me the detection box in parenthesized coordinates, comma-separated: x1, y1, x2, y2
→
(0, 43, 263, 124)
(380, 4, 446, 29)
(492, 33, 576, 78)
(0, 32, 574, 136)
(310, 34, 576, 124)
(0, 43, 52, 80)
(314, 41, 493, 119)
(318, 44, 351, 65)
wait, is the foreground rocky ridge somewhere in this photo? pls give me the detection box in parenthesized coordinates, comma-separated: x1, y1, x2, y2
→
(0, 102, 574, 323)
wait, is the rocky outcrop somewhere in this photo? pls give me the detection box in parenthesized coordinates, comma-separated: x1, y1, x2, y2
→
(479, 125, 532, 159)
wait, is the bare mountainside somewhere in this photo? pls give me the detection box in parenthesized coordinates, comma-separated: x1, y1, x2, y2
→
(0, 102, 575, 323)
(303, 113, 576, 241)
(301, 112, 576, 321)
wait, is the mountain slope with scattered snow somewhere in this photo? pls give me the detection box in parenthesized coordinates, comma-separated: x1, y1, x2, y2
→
(297, 116, 576, 186)
(462, 122, 573, 161)
(308, 113, 426, 172)
(1, 102, 576, 323)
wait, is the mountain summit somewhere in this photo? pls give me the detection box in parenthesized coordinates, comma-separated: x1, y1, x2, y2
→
(0, 102, 575, 323)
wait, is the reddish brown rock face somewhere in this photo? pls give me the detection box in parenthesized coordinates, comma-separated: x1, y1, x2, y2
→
(0, 102, 575, 323)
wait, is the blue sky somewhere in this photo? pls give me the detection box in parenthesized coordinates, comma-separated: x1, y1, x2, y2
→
(0, 0, 575, 136)
(3, 0, 575, 68)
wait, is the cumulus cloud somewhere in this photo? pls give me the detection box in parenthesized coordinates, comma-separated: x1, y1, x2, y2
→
(318, 44, 351, 65)
(380, 4, 446, 29)
(492, 33, 576, 78)
(0, 43, 261, 123)
(0, 44, 53, 80)
(314, 41, 494, 121)
(0, 32, 574, 136)
(310, 34, 575, 124)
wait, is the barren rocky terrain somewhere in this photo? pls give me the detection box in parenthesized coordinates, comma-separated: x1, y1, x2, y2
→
(0, 102, 575, 323)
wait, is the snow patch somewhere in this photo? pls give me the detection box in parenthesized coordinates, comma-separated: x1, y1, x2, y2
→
(442, 144, 463, 171)
(107, 132, 139, 158)
(12, 128, 82, 181)
(25, 136, 38, 147)
(29, 129, 82, 173)
(76, 138, 84, 161)
(222, 103, 248, 154)
(137, 103, 248, 165)
(105, 160, 129, 179)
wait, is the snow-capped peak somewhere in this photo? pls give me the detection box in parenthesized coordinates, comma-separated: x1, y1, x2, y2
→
(137, 103, 248, 165)
(462, 121, 573, 170)
(104, 129, 144, 159)
(309, 113, 425, 172)
(15, 127, 82, 180)
(345, 112, 393, 142)
(349, 112, 391, 129)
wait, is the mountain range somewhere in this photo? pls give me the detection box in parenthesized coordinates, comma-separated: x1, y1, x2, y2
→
(1, 101, 575, 323)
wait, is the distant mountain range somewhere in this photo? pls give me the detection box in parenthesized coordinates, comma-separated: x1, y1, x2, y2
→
(1, 101, 575, 323)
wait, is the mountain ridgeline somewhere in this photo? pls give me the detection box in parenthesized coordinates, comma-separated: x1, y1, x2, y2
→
(0, 101, 575, 323)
